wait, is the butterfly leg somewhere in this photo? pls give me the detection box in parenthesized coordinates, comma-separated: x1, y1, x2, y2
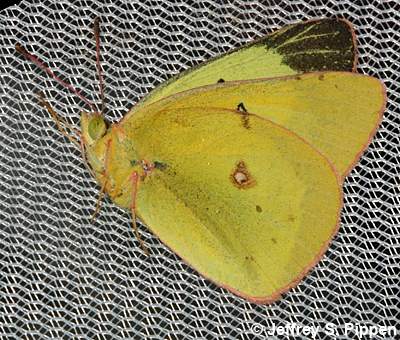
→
(130, 171, 149, 256)
(90, 179, 108, 222)
(37, 92, 81, 148)
(90, 138, 113, 222)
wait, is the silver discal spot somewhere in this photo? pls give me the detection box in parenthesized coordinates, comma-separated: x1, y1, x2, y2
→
(234, 171, 248, 184)
(230, 161, 256, 189)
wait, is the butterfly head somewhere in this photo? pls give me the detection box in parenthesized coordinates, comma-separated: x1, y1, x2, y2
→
(81, 112, 108, 146)
(79, 111, 113, 184)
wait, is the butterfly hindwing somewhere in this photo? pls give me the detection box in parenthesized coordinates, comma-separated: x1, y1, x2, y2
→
(116, 106, 342, 302)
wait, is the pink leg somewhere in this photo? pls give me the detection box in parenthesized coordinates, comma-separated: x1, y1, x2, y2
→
(90, 179, 108, 223)
(37, 92, 81, 149)
(89, 138, 112, 222)
(131, 171, 149, 256)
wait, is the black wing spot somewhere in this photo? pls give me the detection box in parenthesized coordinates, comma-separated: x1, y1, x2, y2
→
(217, 78, 225, 83)
(154, 161, 168, 171)
(256, 205, 262, 213)
(237, 102, 250, 129)
(236, 102, 248, 112)
(245, 255, 255, 261)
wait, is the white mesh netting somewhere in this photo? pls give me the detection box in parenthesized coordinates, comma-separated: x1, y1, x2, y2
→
(0, 0, 399, 339)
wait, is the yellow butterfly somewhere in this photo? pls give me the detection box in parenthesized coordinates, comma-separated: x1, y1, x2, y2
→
(17, 18, 386, 303)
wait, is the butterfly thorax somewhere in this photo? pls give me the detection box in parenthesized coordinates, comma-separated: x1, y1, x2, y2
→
(81, 112, 164, 210)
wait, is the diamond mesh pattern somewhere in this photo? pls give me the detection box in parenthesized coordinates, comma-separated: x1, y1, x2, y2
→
(0, 0, 399, 339)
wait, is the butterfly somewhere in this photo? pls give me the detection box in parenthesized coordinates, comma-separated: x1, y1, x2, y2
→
(16, 18, 386, 303)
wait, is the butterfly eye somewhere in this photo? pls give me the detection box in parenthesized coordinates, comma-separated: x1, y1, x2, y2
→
(88, 115, 107, 141)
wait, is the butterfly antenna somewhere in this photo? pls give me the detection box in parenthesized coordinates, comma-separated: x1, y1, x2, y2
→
(15, 43, 96, 111)
(94, 17, 105, 115)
